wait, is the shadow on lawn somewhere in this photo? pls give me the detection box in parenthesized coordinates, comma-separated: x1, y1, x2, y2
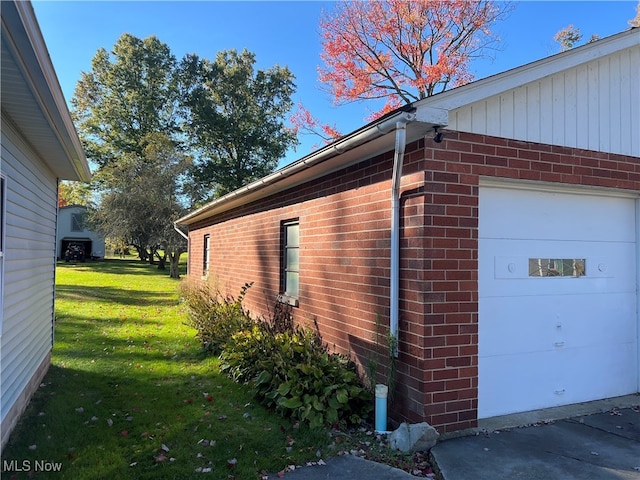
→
(56, 284, 179, 307)
(1, 362, 256, 480)
(3, 353, 312, 480)
(57, 258, 186, 278)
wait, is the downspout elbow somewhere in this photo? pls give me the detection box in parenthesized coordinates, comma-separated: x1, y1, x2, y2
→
(173, 222, 189, 241)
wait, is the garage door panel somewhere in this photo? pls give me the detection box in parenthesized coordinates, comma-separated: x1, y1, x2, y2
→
(479, 292, 636, 357)
(478, 185, 638, 419)
(479, 351, 565, 418)
(480, 342, 638, 419)
(479, 188, 636, 242)
(559, 344, 638, 402)
(480, 241, 636, 298)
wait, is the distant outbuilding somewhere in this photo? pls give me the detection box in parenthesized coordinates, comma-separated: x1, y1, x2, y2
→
(56, 205, 105, 260)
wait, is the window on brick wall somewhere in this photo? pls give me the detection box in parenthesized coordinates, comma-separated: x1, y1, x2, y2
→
(280, 220, 299, 306)
(203, 234, 210, 273)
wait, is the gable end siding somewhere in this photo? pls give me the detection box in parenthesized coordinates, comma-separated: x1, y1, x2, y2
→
(449, 45, 640, 157)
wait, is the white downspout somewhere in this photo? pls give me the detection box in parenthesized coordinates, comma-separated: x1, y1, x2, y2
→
(173, 223, 189, 241)
(390, 120, 410, 357)
(174, 223, 189, 275)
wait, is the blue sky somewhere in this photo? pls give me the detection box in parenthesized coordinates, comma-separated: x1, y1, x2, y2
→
(32, 1, 638, 167)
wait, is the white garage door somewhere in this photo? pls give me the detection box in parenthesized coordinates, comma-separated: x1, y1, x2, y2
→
(478, 183, 639, 419)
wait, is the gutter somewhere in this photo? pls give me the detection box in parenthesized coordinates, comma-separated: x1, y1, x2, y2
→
(175, 109, 418, 226)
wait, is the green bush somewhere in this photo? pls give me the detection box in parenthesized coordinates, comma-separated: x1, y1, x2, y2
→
(180, 280, 254, 354)
(220, 322, 372, 429)
(182, 279, 372, 429)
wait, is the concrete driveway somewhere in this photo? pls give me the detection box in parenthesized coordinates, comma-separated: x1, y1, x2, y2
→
(431, 400, 640, 480)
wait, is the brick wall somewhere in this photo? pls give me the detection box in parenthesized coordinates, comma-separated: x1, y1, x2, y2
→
(187, 130, 640, 433)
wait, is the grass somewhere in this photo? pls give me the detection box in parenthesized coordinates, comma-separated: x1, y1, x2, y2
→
(1, 259, 330, 480)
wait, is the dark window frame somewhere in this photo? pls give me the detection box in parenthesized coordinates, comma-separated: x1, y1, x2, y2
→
(203, 234, 210, 273)
(279, 219, 299, 306)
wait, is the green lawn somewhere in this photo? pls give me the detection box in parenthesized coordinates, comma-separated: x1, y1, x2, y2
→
(1, 259, 329, 479)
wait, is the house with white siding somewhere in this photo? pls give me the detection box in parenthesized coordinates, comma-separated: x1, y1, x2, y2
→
(177, 28, 639, 433)
(1, 0, 90, 449)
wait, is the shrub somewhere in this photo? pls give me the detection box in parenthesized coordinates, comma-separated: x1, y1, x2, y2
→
(220, 322, 372, 429)
(180, 280, 254, 354)
(182, 280, 372, 429)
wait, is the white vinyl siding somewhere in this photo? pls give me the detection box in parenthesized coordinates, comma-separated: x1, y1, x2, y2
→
(0, 118, 58, 425)
(0, 175, 5, 331)
(449, 45, 640, 156)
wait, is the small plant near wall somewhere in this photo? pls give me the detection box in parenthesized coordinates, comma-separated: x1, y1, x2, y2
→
(365, 314, 398, 401)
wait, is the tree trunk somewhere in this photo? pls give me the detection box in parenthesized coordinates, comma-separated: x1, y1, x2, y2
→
(134, 245, 148, 262)
(169, 251, 182, 279)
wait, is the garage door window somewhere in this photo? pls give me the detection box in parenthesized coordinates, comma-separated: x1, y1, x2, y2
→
(529, 258, 586, 277)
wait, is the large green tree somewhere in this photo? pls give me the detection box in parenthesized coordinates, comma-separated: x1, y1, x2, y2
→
(180, 49, 298, 199)
(58, 180, 94, 207)
(72, 33, 181, 166)
(72, 35, 298, 274)
(72, 34, 187, 276)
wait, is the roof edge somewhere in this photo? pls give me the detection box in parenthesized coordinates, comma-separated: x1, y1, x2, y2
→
(177, 107, 448, 226)
(10, 1, 91, 182)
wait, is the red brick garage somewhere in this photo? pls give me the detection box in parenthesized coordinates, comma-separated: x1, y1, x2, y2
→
(177, 29, 640, 433)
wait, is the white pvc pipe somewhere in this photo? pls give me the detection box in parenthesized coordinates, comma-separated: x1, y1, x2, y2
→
(375, 384, 389, 433)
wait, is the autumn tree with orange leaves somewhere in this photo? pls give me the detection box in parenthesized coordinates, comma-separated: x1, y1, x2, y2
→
(292, 0, 510, 142)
